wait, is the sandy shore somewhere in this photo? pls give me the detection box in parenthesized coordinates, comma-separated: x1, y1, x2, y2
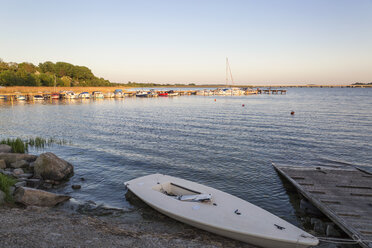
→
(0, 206, 255, 248)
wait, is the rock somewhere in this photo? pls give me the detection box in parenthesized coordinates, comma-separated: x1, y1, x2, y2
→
(0, 190, 5, 204)
(72, 184, 81, 190)
(9, 186, 15, 196)
(18, 173, 33, 179)
(0, 159, 6, 169)
(1, 170, 13, 176)
(326, 223, 342, 237)
(0, 153, 37, 167)
(25, 178, 41, 188)
(312, 218, 326, 234)
(13, 168, 24, 176)
(15, 181, 27, 188)
(14, 187, 71, 207)
(10, 160, 29, 169)
(43, 183, 52, 189)
(34, 153, 73, 181)
(0, 144, 12, 153)
(80, 177, 85, 181)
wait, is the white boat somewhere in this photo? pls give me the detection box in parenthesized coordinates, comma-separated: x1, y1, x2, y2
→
(16, 95, 26, 101)
(92, 91, 104, 99)
(65, 91, 76, 99)
(104, 92, 115, 98)
(125, 174, 318, 248)
(33, 95, 44, 100)
(78, 92, 90, 99)
(136, 91, 150, 97)
(166, 90, 179, 96)
(114, 89, 124, 98)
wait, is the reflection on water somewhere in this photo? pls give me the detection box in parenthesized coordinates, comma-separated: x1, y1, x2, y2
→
(0, 88, 371, 247)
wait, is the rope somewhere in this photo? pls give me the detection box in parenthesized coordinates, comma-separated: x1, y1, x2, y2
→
(317, 234, 372, 245)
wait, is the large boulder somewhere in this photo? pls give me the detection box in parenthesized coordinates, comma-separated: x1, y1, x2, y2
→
(0, 144, 12, 153)
(0, 153, 37, 167)
(14, 187, 71, 207)
(34, 153, 73, 181)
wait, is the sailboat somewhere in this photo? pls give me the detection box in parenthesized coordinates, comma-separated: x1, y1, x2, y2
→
(218, 58, 244, 96)
(51, 75, 60, 99)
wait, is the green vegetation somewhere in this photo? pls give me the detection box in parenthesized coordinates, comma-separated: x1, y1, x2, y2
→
(0, 58, 198, 87)
(352, 82, 372, 85)
(0, 137, 70, 153)
(0, 59, 115, 87)
(0, 173, 16, 203)
(0, 138, 27, 153)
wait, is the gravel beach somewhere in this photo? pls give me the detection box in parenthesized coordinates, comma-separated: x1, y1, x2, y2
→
(0, 206, 255, 248)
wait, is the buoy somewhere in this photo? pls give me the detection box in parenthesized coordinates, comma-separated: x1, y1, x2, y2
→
(291, 111, 295, 115)
(214, 99, 216, 102)
(242, 104, 245, 107)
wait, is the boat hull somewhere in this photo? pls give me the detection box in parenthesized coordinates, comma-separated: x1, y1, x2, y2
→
(125, 174, 318, 248)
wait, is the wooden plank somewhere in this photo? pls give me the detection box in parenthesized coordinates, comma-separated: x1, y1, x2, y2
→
(273, 164, 372, 248)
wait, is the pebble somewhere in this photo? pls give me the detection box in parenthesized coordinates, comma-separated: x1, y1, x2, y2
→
(19, 173, 33, 179)
(13, 168, 24, 176)
(15, 181, 27, 188)
(72, 185, 81, 190)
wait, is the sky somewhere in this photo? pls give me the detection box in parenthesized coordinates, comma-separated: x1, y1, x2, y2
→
(0, 0, 371, 85)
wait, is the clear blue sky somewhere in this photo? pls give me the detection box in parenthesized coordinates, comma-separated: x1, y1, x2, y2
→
(1, 0, 371, 85)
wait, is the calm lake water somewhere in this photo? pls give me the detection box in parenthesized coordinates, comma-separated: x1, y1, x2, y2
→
(0, 88, 371, 247)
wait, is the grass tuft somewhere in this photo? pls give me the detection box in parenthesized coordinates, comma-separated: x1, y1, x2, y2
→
(0, 173, 16, 203)
(0, 138, 27, 153)
(1, 137, 70, 154)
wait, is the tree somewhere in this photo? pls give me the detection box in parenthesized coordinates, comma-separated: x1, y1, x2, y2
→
(18, 62, 36, 73)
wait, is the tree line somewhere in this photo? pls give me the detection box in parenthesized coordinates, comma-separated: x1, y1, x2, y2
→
(0, 59, 115, 87)
(0, 59, 197, 87)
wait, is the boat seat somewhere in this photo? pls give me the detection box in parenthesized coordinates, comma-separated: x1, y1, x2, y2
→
(178, 194, 212, 202)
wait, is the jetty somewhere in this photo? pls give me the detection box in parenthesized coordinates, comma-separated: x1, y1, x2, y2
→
(273, 164, 372, 248)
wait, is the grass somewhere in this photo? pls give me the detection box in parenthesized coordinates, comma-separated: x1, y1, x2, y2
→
(1, 137, 70, 153)
(0, 138, 28, 153)
(0, 173, 16, 203)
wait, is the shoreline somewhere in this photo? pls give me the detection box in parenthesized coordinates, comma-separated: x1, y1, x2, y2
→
(0, 205, 255, 248)
(0, 85, 371, 94)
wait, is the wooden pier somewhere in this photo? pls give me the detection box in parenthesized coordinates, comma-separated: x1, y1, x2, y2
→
(273, 164, 372, 248)
(257, 89, 287, 94)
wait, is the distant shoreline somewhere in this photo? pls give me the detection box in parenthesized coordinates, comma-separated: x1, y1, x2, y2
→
(0, 84, 370, 94)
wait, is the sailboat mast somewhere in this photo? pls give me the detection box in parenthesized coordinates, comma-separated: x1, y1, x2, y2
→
(54, 75, 56, 93)
(226, 57, 229, 87)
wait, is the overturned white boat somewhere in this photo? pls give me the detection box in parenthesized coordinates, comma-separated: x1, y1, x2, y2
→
(125, 174, 318, 248)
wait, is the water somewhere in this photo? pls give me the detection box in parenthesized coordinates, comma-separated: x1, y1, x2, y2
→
(0, 88, 371, 246)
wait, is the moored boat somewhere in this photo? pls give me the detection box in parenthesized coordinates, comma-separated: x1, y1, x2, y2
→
(16, 95, 26, 101)
(104, 92, 115, 98)
(158, 92, 168, 96)
(65, 91, 77, 99)
(136, 91, 150, 97)
(167, 90, 179, 96)
(114, 89, 123, 98)
(51, 93, 60, 99)
(33, 95, 44, 100)
(92, 91, 104, 98)
(125, 174, 319, 248)
(78, 92, 90, 99)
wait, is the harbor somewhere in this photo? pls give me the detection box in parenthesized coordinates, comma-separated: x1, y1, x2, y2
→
(273, 164, 372, 248)
(0, 87, 288, 101)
